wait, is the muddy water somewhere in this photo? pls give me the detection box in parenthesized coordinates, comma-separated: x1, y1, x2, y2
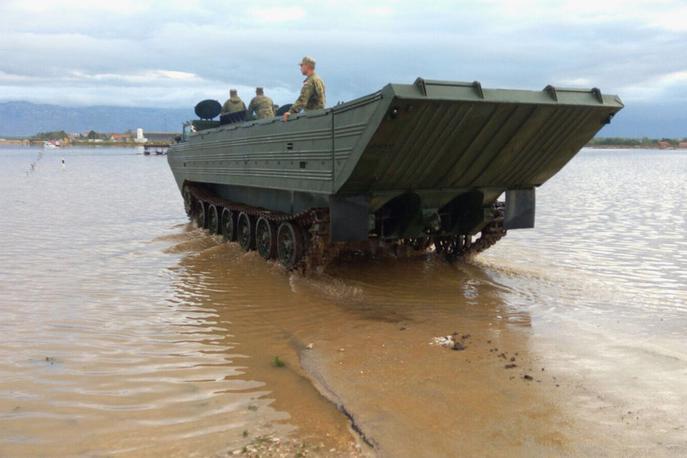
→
(0, 146, 685, 456)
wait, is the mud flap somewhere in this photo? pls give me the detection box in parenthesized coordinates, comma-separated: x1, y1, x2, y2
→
(330, 195, 369, 242)
(505, 189, 535, 229)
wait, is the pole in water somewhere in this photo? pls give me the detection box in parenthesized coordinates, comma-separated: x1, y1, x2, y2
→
(61, 158, 65, 170)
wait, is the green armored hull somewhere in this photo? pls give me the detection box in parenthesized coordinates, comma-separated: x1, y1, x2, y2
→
(168, 78, 623, 267)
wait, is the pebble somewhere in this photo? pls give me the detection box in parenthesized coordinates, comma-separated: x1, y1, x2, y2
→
(431, 334, 468, 350)
(451, 341, 465, 351)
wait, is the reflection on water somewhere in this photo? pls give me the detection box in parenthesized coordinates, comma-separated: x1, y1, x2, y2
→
(0, 148, 294, 456)
(0, 147, 685, 456)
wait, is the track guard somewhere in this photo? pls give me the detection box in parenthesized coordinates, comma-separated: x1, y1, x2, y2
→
(330, 195, 369, 242)
(505, 189, 535, 229)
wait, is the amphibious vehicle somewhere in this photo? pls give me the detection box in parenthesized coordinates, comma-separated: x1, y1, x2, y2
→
(168, 78, 623, 269)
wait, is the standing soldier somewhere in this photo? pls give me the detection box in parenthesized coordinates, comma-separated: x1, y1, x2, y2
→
(283, 56, 325, 122)
(248, 87, 275, 120)
(221, 89, 246, 115)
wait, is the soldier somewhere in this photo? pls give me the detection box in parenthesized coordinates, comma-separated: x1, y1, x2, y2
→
(248, 87, 275, 120)
(221, 89, 246, 115)
(283, 56, 326, 122)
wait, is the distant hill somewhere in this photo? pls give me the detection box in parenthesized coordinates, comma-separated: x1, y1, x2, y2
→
(599, 102, 686, 139)
(0, 101, 193, 137)
(0, 99, 683, 139)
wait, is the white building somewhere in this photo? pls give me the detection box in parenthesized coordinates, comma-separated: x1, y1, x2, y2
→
(135, 128, 147, 144)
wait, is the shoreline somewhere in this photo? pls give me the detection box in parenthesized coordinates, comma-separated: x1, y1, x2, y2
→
(0, 141, 160, 147)
(2, 140, 685, 152)
(585, 144, 686, 150)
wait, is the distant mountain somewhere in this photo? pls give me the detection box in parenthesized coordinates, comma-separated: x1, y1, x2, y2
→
(598, 101, 686, 139)
(0, 101, 193, 137)
(0, 99, 683, 139)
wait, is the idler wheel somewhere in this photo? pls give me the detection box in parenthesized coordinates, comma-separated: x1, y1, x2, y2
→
(206, 204, 220, 234)
(194, 201, 206, 228)
(237, 212, 255, 251)
(256, 217, 277, 260)
(221, 208, 236, 241)
(277, 222, 304, 269)
(182, 185, 193, 216)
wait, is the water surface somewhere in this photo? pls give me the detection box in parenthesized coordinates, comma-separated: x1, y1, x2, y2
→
(0, 146, 685, 456)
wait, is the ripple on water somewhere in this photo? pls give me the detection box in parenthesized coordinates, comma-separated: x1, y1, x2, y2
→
(1, 147, 686, 456)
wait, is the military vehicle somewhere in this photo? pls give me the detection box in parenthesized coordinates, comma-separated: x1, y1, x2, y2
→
(167, 78, 623, 269)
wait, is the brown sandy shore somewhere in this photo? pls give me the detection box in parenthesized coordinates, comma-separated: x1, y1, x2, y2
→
(163, 238, 685, 458)
(2, 229, 683, 457)
(1, 230, 684, 457)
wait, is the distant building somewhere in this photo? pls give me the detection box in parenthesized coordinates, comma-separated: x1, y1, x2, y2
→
(657, 141, 672, 149)
(135, 128, 147, 144)
(110, 133, 132, 142)
(678, 141, 687, 149)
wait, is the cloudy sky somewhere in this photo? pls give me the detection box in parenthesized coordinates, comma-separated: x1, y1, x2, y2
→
(1, 0, 686, 134)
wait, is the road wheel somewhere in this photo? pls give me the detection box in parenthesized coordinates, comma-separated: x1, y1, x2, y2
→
(194, 201, 206, 228)
(182, 185, 193, 216)
(221, 208, 236, 241)
(207, 204, 220, 234)
(277, 222, 304, 268)
(237, 212, 255, 251)
(256, 217, 277, 260)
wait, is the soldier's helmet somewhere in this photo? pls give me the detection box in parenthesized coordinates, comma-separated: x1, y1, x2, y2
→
(230, 89, 238, 96)
(299, 56, 316, 68)
(256, 87, 264, 95)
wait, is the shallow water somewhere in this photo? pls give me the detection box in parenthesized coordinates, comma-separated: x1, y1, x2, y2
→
(0, 146, 685, 456)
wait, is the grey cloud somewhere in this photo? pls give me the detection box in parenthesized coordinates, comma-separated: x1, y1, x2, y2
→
(0, 0, 686, 115)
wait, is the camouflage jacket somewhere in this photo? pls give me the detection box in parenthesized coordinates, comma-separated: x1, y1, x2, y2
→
(221, 96, 246, 114)
(248, 95, 275, 119)
(289, 73, 325, 113)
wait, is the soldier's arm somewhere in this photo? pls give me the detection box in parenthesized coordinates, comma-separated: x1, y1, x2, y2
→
(315, 79, 326, 107)
(290, 80, 314, 114)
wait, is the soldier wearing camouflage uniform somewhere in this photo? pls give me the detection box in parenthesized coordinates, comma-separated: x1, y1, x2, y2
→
(283, 56, 326, 122)
(221, 89, 246, 115)
(248, 87, 274, 120)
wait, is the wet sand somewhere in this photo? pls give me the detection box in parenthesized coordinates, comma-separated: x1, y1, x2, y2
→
(171, 240, 686, 457)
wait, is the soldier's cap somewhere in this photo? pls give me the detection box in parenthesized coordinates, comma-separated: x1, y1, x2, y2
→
(299, 56, 316, 68)
(229, 89, 238, 96)
(256, 87, 264, 95)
